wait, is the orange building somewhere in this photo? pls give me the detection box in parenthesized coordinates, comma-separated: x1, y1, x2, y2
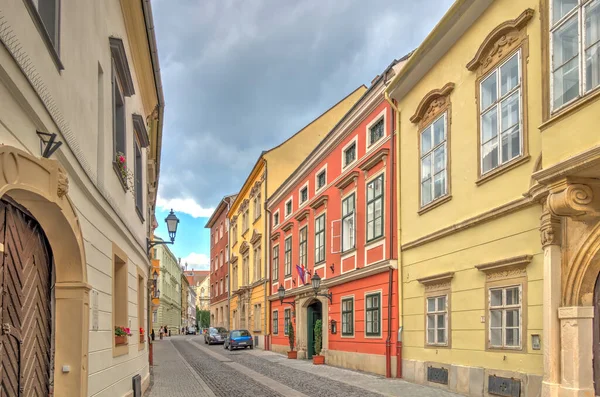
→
(267, 56, 409, 376)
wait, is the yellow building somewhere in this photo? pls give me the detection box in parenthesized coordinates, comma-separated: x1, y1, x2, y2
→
(228, 86, 366, 347)
(386, 0, 547, 395)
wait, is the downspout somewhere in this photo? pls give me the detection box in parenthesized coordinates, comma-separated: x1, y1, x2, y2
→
(385, 91, 402, 378)
(263, 159, 269, 350)
(227, 198, 232, 331)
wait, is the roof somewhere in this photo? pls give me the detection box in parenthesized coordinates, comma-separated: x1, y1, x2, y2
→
(205, 194, 238, 228)
(185, 270, 209, 287)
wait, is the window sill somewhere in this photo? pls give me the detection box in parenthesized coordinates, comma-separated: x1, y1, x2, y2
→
(365, 235, 385, 247)
(425, 343, 451, 349)
(487, 346, 524, 353)
(253, 216, 261, 226)
(135, 205, 145, 223)
(341, 334, 355, 339)
(418, 194, 452, 216)
(365, 334, 382, 339)
(113, 162, 128, 192)
(541, 88, 600, 131)
(314, 261, 326, 267)
(475, 155, 530, 186)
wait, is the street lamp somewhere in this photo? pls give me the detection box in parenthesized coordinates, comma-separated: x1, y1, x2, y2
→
(152, 270, 159, 299)
(277, 285, 296, 311)
(310, 273, 332, 303)
(147, 209, 180, 254)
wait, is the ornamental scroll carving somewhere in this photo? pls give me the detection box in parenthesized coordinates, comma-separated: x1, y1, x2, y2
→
(410, 83, 454, 130)
(57, 167, 69, 198)
(539, 207, 561, 247)
(547, 178, 600, 219)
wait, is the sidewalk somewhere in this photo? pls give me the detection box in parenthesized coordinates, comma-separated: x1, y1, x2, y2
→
(146, 339, 215, 397)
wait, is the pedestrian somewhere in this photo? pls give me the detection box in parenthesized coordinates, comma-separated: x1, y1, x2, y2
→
(159, 326, 164, 340)
(168, 329, 171, 337)
(151, 329, 155, 341)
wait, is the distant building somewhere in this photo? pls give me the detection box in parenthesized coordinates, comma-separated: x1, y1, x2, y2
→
(153, 236, 183, 335)
(186, 270, 210, 311)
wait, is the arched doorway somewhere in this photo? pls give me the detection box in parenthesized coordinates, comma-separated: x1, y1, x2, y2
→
(307, 300, 322, 359)
(0, 198, 53, 395)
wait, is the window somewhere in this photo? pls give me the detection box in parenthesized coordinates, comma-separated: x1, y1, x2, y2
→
(272, 245, 279, 281)
(369, 118, 385, 146)
(551, 0, 600, 110)
(152, 310, 157, 323)
(284, 308, 291, 336)
(480, 51, 522, 174)
(365, 293, 381, 337)
(341, 298, 354, 336)
(420, 114, 447, 206)
(254, 304, 261, 331)
(284, 237, 292, 276)
(273, 211, 280, 227)
(254, 246, 261, 281)
(272, 311, 279, 335)
(219, 279, 223, 296)
(232, 223, 238, 245)
(211, 260, 214, 273)
(134, 140, 143, 216)
(366, 175, 384, 241)
(255, 193, 262, 220)
(112, 63, 126, 171)
(113, 244, 128, 354)
(299, 227, 307, 266)
(342, 194, 355, 251)
(285, 199, 293, 217)
(225, 275, 229, 293)
(220, 222, 224, 238)
(225, 245, 229, 263)
(242, 211, 249, 232)
(489, 285, 522, 348)
(317, 170, 327, 190)
(315, 214, 326, 263)
(300, 186, 308, 204)
(28, 0, 60, 52)
(242, 255, 249, 286)
(343, 142, 357, 167)
(427, 295, 448, 346)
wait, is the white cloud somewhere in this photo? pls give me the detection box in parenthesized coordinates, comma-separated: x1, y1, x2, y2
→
(156, 194, 214, 218)
(181, 252, 210, 270)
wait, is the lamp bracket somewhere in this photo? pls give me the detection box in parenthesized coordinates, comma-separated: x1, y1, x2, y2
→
(146, 238, 174, 254)
(315, 292, 333, 304)
(36, 131, 63, 158)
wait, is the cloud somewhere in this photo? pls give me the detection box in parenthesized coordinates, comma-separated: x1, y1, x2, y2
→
(156, 194, 214, 218)
(153, 0, 454, 210)
(181, 252, 210, 270)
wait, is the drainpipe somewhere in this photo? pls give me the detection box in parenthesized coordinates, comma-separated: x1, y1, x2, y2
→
(262, 159, 269, 350)
(385, 91, 402, 378)
(227, 197, 232, 331)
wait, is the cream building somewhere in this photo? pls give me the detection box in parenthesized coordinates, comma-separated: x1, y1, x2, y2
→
(154, 238, 183, 335)
(0, 0, 164, 396)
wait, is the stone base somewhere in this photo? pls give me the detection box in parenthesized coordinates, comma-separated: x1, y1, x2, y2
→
(325, 349, 396, 377)
(402, 359, 542, 397)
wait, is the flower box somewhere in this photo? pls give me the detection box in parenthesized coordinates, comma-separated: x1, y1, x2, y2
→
(114, 325, 132, 346)
(139, 334, 145, 344)
(115, 335, 127, 346)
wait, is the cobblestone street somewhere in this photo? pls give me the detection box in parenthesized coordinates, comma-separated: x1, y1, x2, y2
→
(147, 336, 461, 397)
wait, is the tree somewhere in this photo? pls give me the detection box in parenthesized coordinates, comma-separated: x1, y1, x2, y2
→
(196, 308, 210, 328)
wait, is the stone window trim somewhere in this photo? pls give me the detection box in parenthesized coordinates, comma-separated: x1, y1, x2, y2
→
(365, 171, 385, 243)
(341, 295, 355, 338)
(112, 242, 129, 357)
(272, 244, 279, 282)
(411, 83, 454, 215)
(284, 236, 293, 277)
(285, 197, 293, 219)
(365, 290, 383, 338)
(272, 209, 280, 228)
(475, 254, 532, 352)
(299, 225, 308, 268)
(132, 114, 150, 148)
(109, 37, 135, 97)
(418, 271, 453, 349)
(341, 190, 356, 253)
(136, 269, 145, 352)
(23, 0, 63, 70)
(272, 309, 279, 335)
(315, 164, 328, 194)
(465, 9, 532, 186)
(314, 212, 326, 265)
(284, 308, 291, 336)
(341, 135, 359, 171)
(298, 181, 310, 207)
(366, 108, 387, 150)
(133, 137, 144, 222)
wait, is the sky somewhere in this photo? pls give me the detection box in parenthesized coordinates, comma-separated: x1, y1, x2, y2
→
(151, 0, 454, 269)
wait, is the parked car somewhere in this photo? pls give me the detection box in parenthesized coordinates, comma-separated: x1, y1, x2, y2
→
(224, 329, 253, 351)
(186, 326, 196, 335)
(204, 327, 228, 345)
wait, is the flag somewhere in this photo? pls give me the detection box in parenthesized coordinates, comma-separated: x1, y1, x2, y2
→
(296, 264, 306, 285)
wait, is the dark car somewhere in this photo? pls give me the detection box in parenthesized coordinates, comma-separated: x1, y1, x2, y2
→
(204, 327, 228, 345)
(224, 329, 253, 351)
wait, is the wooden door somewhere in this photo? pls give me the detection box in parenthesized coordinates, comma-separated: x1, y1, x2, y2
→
(0, 200, 52, 396)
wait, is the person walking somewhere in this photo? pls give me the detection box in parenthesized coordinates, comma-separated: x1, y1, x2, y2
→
(151, 328, 155, 341)
(159, 326, 164, 340)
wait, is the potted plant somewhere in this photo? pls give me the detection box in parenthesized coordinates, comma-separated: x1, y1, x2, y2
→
(287, 321, 297, 359)
(139, 328, 145, 344)
(115, 152, 135, 192)
(115, 326, 132, 345)
(313, 319, 324, 365)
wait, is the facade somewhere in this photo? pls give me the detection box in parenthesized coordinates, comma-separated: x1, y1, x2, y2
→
(0, 0, 163, 395)
(267, 59, 406, 376)
(154, 237, 183, 335)
(181, 270, 190, 331)
(186, 270, 210, 310)
(228, 86, 367, 348)
(188, 286, 197, 328)
(205, 194, 237, 328)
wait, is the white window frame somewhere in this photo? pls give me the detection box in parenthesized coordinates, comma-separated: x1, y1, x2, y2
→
(550, 0, 600, 112)
(284, 236, 292, 277)
(420, 112, 448, 206)
(285, 197, 293, 219)
(284, 308, 291, 336)
(366, 108, 387, 150)
(366, 173, 384, 242)
(315, 213, 326, 264)
(272, 244, 280, 281)
(364, 291, 382, 338)
(426, 295, 448, 346)
(315, 164, 328, 193)
(273, 210, 280, 228)
(488, 284, 523, 349)
(479, 50, 523, 175)
(341, 136, 358, 171)
(299, 226, 308, 266)
(298, 181, 309, 207)
(341, 296, 355, 337)
(341, 192, 356, 252)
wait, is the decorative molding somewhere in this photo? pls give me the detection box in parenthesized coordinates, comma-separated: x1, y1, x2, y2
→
(533, 145, 600, 186)
(360, 148, 389, 173)
(547, 177, 600, 219)
(403, 197, 536, 250)
(294, 208, 311, 222)
(418, 194, 452, 216)
(109, 37, 135, 96)
(409, 83, 454, 128)
(239, 241, 249, 255)
(57, 167, 69, 198)
(250, 181, 262, 198)
(310, 195, 329, 210)
(540, 207, 561, 247)
(132, 114, 150, 148)
(271, 231, 281, 241)
(282, 221, 294, 232)
(475, 254, 532, 280)
(417, 272, 454, 292)
(335, 171, 359, 190)
(231, 215, 238, 224)
(466, 8, 534, 73)
(250, 229, 262, 245)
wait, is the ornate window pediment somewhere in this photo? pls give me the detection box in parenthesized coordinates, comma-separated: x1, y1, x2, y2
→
(250, 229, 262, 245)
(410, 83, 454, 130)
(250, 181, 262, 198)
(239, 241, 250, 255)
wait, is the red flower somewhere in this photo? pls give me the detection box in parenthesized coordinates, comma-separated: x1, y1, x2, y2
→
(118, 155, 125, 164)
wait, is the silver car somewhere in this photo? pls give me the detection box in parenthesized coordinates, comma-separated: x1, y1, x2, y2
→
(204, 327, 228, 345)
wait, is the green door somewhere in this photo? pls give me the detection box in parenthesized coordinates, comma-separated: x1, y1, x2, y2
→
(307, 301, 322, 359)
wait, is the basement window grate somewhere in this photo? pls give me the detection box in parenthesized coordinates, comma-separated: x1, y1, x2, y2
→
(488, 375, 520, 397)
(427, 366, 448, 385)
(132, 374, 142, 397)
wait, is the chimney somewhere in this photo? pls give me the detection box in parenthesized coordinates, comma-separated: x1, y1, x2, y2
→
(371, 74, 380, 86)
